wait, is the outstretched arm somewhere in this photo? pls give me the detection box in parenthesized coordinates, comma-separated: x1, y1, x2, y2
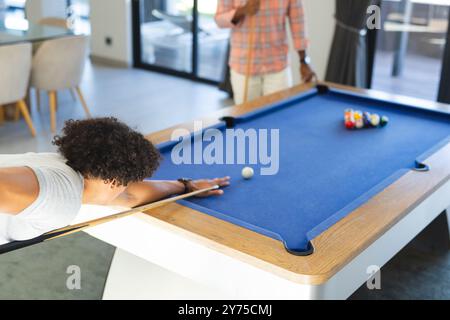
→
(110, 177, 231, 208)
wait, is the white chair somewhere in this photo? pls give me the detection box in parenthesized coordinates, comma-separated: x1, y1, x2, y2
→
(34, 17, 76, 109)
(38, 17, 71, 29)
(0, 43, 36, 136)
(30, 35, 92, 133)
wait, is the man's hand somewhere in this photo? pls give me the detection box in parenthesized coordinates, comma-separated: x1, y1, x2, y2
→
(233, 0, 260, 24)
(300, 63, 317, 84)
(187, 177, 231, 197)
(242, 0, 260, 16)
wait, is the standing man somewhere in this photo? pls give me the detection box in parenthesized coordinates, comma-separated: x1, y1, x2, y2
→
(215, 0, 316, 104)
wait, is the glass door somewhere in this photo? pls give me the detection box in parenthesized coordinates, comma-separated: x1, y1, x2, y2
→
(68, 0, 90, 34)
(1, 0, 26, 27)
(196, 0, 230, 81)
(137, 0, 193, 74)
(132, 0, 230, 84)
(371, 0, 450, 101)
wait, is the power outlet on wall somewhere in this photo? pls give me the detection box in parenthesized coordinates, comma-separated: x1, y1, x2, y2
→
(105, 37, 113, 46)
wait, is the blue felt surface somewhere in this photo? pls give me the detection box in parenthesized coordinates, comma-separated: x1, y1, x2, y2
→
(151, 88, 450, 253)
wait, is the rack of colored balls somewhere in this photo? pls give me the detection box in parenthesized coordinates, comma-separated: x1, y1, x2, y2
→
(344, 109, 389, 130)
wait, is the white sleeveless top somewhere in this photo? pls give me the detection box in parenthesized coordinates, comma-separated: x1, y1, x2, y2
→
(0, 153, 84, 245)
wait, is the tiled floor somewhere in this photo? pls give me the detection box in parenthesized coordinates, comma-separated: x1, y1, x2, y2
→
(350, 212, 450, 300)
(372, 51, 443, 101)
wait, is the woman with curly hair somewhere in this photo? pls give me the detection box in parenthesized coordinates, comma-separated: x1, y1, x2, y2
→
(0, 117, 230, 245)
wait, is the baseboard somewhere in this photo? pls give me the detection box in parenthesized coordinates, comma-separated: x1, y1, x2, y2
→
(89, 55, 131, 68)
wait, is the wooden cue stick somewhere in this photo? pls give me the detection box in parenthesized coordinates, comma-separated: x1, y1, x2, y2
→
(0, 185, 220, 254)
(243, 16, 256, 103)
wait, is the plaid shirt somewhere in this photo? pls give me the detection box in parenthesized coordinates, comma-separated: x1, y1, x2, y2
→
(215, 0, 309, 76)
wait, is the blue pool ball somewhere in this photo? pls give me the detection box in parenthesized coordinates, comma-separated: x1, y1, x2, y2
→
(363, 112, 371, 127)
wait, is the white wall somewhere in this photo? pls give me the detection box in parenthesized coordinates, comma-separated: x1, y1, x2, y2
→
(25, 0, 67, 23)
(89, 0, 132, 66)
(289, 0, 336, 84)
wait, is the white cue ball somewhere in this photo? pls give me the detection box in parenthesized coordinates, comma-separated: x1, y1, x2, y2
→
(242, 167, 254, 179)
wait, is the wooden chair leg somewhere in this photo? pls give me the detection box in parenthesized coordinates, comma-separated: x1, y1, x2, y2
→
(17, 100, 36, 137)
(25, 89, 31, 112)
(14, 104, 20, 121)
(0, 105, 4, 124)
(36, 88, 41, 112)
(49, 91, 57, 133)
(75, 86, 92, 118)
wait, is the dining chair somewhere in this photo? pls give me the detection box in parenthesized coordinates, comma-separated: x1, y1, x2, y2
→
(0, 42, 36, 136)
(34, 17, 76, 110)
(30, 35, 92, 133)
(38, 17, 70, 29)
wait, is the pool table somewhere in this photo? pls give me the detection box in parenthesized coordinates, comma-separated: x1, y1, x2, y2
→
(80, 82, 450, 299)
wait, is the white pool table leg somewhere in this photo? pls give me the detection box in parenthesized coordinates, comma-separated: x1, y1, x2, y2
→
(102, 248, 231, 300)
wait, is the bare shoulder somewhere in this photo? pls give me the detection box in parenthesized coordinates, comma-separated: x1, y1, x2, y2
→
(0, 167, 40, 215)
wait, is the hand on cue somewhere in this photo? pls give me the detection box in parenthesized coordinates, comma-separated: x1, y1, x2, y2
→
(186, 177, 231, 197)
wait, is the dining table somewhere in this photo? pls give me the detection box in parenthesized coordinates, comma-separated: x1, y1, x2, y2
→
(0, 17, 73, 46)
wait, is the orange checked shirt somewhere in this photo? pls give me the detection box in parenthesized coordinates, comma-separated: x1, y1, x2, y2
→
(215, 0, 309, 76)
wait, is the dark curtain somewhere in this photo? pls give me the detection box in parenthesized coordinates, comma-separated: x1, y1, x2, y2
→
(366, 0, 381, 88)
(438, 12, 450, 103)
(325, 0, 376, 87)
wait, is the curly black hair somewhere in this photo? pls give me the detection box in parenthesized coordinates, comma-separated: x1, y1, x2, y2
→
(53, 117, 161, 186)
